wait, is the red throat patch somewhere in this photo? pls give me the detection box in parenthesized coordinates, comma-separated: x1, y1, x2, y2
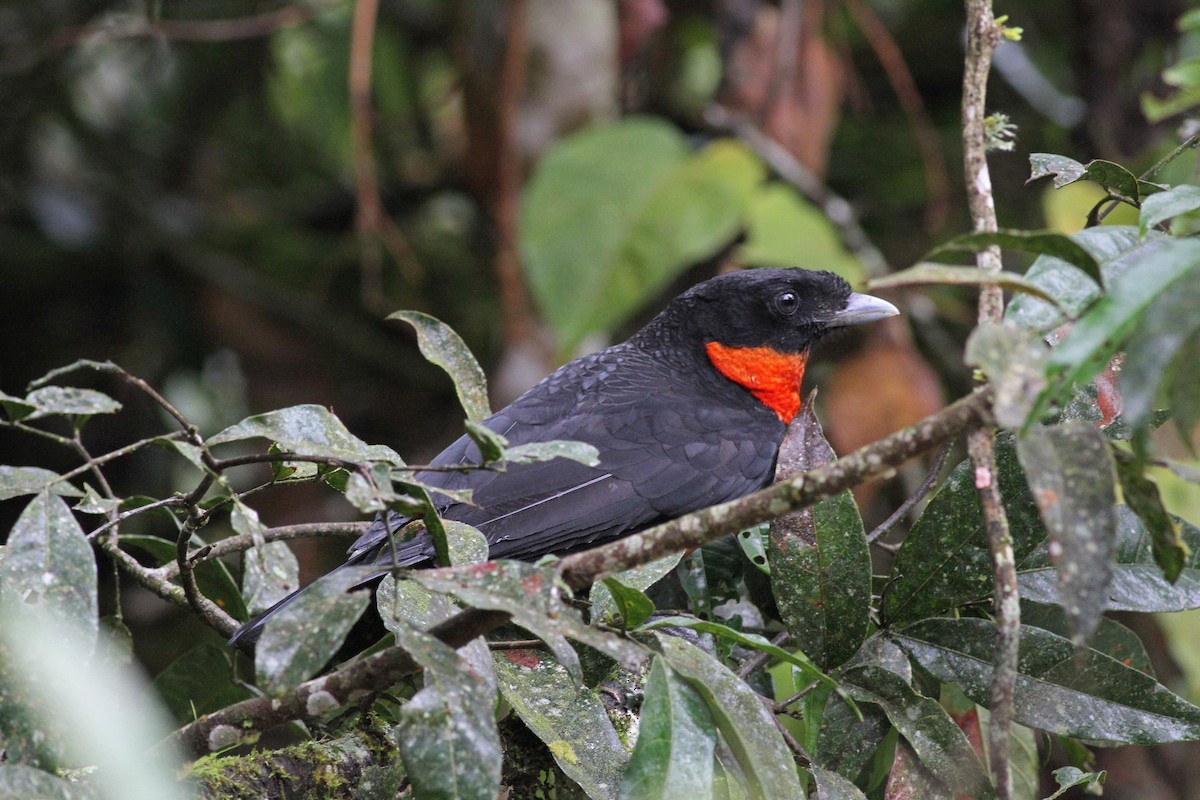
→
(704, 342, 808, 423)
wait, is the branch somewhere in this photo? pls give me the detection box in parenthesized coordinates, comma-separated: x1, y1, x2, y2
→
(961, 3, 1017, 798)
(160, 522, 369, 579)
(167, 387, 991, 756)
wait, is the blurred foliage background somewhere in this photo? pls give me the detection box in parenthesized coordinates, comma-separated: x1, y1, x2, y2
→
(2, 0, 1199, 795)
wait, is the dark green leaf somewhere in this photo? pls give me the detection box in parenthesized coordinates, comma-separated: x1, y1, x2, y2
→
(1029, 153, 1085, 188)
(881, 435, 1045, 625)
(255, 567, 373, 695)
(0, 466, 83, 501)
(927, 230, 1102, 284)
(1114, 454, 1187, 582)
(151, 644, 254, 725)
(1029, 155, 1158, 204)
(1019, 506, 1200, 612)
(1015, 423, 1117, 642)
(24, 386, 121, 419)
(388, 310, 491, 422)
(896, 617, 1200, 744)
(502, 439, 601, 467)
(813, 696, 889, 785)
(0, 492, 97, 650)
(1140, 184, 1200, 235)
(600, 577, 656, 628)
(679, 540, 744, 620)
(521, 120, 763, 353)
(494, 647, 628, 799)
(839, 665, 994, 799)
(0, 389, 37, 421)
(654, 633, 807, 799)
(866, 263, 1063, 307)
(618, 658, 717, 800)
(463, 419, 506, 463)
(208, 404, 402, 463)
(1020, 600, 1154, 676)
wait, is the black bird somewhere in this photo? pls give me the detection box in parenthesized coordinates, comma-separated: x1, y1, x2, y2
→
(229, 267, 897, 650)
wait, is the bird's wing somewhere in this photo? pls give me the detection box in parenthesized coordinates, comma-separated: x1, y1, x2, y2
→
(349, 343, 782, 567)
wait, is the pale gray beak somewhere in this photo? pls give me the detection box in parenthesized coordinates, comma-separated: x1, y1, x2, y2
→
(827, 292, 899, 327)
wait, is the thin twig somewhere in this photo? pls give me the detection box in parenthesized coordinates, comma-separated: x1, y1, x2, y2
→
(961, 4, 1017, 797)
(160, 521, 369, 579)
(737, 631, 791, 680)
(866, 441, 952, 544)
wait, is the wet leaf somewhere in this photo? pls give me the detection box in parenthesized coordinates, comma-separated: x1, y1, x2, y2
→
(73, 485, 120, 515)
(590, 553, 682, 625)
(1029, 154, 1161, 205)
(1018, 506, 1200, 613)
(1140, 183, 1200, 235)
(255, 567, 374, 695)
(392, 622, 501, 800)
(769, 400, 871, 670)
(618, 657, 717, 800)
(964, 323, 1048, 430)
(0, 492, 97, 651)
(1016, 422, 1117, 642)
(389, 310, 491, 422)
(881, 435, 1045, 625)
(0, 466, 83, 501)
(241, 541, 299, 616)
(866, 263, 1062, 307)
(208, 404, 402, 464)
(24, 386, 121, 420)
(0, 389, 37, 421)
(839, 665, 994, 799)
(894, 617, 1200, 744)
(813, 695, 890, 784)
(503, 439, 601, 467)
(927, 229, 1101, 284)
(654, 633, 806, 799)
(1020, 600, 1154, 675)
(412, 561, 646, 683)
(464, 418, 506, 464)
(494, 647, 628, 800)
(810, 765, 868, 799)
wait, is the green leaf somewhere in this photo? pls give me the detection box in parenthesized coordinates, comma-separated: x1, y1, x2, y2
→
(208, 404, 402, 463)
(1019, 506, 1200, 613)
(618, 657, 717, 800)
(866, 263, 1064, 307)
(839, 665, 994, 799)
(0, 389, 37, 421)
(24, 386, 121, 419)
(589, 553, 682, 625)
(241, 541, 299, 616)
(1114, 454, 1187, 582)
(1037, 238, 1200, 417)
(881, 435, 1046, 626)
(1029, 154, 1160, 204)
(894, 617, 1200, 744)
(810, 765, 869, 800)
(0, 766, 98, 800)
(502, 439, 601, 467)
(654, 633, 807, 800)
(412, 561, 646, 683)
(392, 622, 501, 800)
(600, 577, 656, 628)
(521, 119, 763, 352)
(965, 322, 1050, 431)
(1044, 767, 1106, 799)
(388, 310, 491, 422)
(1020, 600, 1154, 676)
(640, 616, 838, 692)
(0, 466, 83, 501)
(73, 484, 121, 515)
(812, 695, 890, 784)
(927, 229, 1102, 284)
(1140, 183, 1200, 235)
(740, 183, 865, 284)
(1029, 153, 1086, 188)
(494, 647, 629, 799)
(1015, 422, 1117, 643)
(1121, 266, 1200, 440)
(151, 644, 254, 725)
(255, 567, 373, 695)
(0, 492, 97, 652)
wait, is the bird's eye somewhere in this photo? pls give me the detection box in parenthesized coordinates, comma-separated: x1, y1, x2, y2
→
(773, 291, 799, 316)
